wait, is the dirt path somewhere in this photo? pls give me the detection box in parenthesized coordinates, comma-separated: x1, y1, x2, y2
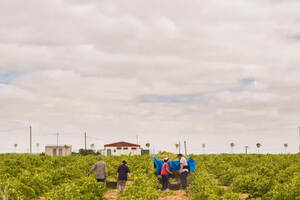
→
(104, 181, 133, 200)
(105, 183, 248, 200)
(104, 189, 119, 200)
(158, 190, 189, 200)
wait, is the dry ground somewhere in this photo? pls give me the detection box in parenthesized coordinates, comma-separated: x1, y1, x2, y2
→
(159, 190, 189, 200)
(104, 189, 119, 200)
(104, 183, 249, 200)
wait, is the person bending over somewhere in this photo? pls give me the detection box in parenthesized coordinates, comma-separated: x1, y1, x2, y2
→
(178, 154, 189, 189)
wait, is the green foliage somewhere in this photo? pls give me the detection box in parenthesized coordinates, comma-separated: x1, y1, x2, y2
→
(0, 177, 36, 200)
(45, 177, 107, 200)
(218, 167, 243, 186)
(78, 149, 100, 156)
(0, 153, 299, 200)
(118, 172, 160, 200)
(0, 154, 155, 200)
(187, 168, 241, 200)
(263, 173, 300, 200)
(187, 170, 223, 200)
(232, 174, 272, 198)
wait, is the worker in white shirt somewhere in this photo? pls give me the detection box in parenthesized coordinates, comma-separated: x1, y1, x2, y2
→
(178, 154, 189, 189)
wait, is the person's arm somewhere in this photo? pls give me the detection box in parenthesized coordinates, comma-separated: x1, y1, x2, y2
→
(166, 164, 172, 174)
(88, 164, 97, 176)
(105, 163, 108, 178)
(117, 166, 120, 179)
(179, 160, 184, 174)
(127, 167, 131, 178)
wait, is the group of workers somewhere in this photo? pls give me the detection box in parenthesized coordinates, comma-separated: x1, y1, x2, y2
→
(88, 153, 190, 193)
(88, 157, 130, 194)
(161, 154, 189, 190)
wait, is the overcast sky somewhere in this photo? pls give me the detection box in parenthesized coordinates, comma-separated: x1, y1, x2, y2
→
(1, 0, 300, 154)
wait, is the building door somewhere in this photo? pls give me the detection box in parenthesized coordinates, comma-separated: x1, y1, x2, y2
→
(107, 149, 112, 156)
(53, 148, 57, 156)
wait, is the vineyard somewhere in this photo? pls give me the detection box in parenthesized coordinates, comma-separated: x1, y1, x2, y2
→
(0, 153, 299, 200)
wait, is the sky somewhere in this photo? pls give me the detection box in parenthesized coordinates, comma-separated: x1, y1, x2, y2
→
(1, 0, 300, 154)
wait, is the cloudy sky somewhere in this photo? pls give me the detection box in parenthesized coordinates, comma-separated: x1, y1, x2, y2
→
(1, 0, 300, 154)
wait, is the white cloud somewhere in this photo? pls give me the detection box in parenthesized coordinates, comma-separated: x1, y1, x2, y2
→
(0, 0, 300, 153)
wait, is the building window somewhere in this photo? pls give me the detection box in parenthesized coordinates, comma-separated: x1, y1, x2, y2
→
(131, 147, 137, 150)
(117, 146, 122, 150)
(123, 147, 128, 150)
(59, 148, 63, 155)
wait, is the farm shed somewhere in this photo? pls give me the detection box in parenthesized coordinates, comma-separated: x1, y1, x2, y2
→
(45, 145, 72, 156)
(101, 141, 141, 156)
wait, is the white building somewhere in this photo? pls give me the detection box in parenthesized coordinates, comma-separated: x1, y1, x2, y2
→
(45, 145, 72, 156)
(101, 142, 141, 156)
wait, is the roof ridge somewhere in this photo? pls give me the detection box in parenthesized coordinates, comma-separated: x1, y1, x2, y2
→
(104, 141, 140, 147)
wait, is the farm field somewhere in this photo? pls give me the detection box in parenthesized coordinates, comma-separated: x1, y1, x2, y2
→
(0, 153, 299, 200)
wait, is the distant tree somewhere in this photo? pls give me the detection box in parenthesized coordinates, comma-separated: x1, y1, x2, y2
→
(79, 148, 86, 155)
(90, 144, 95, 150)
(202, 143, 206, 154)
(256, 143, 261, 153)
(14, 144, 18, 152)
(175, 143, 179, 153)
(230, 142, 235, 153)
(146, 143, 150, 149)
(284, 143, 288, 154)
(79, 148, 96, 156)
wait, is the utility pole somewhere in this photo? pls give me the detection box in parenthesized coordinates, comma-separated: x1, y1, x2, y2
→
(84, 132, 87, 150)
(184, 141, 187, 156)
(56, 133, 59, 147)
(179, 141, 181, 154)
(29, 126, 32, 154)
(245, 146, 249, 154)
(136, 135, 139, 145)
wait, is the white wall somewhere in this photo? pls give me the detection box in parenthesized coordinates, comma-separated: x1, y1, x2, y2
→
(45, 146, 72, 156)
(102, 146, 141, 156)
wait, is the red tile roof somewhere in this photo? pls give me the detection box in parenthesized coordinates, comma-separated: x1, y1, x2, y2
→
(104, 141, 140, 147)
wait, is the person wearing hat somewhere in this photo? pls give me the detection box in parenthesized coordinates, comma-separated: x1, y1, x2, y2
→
(178, 154, 189, 189)
(88, 156, 108, 182)
(117, 160, 131, 194)
(161, 157, 172, 190)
